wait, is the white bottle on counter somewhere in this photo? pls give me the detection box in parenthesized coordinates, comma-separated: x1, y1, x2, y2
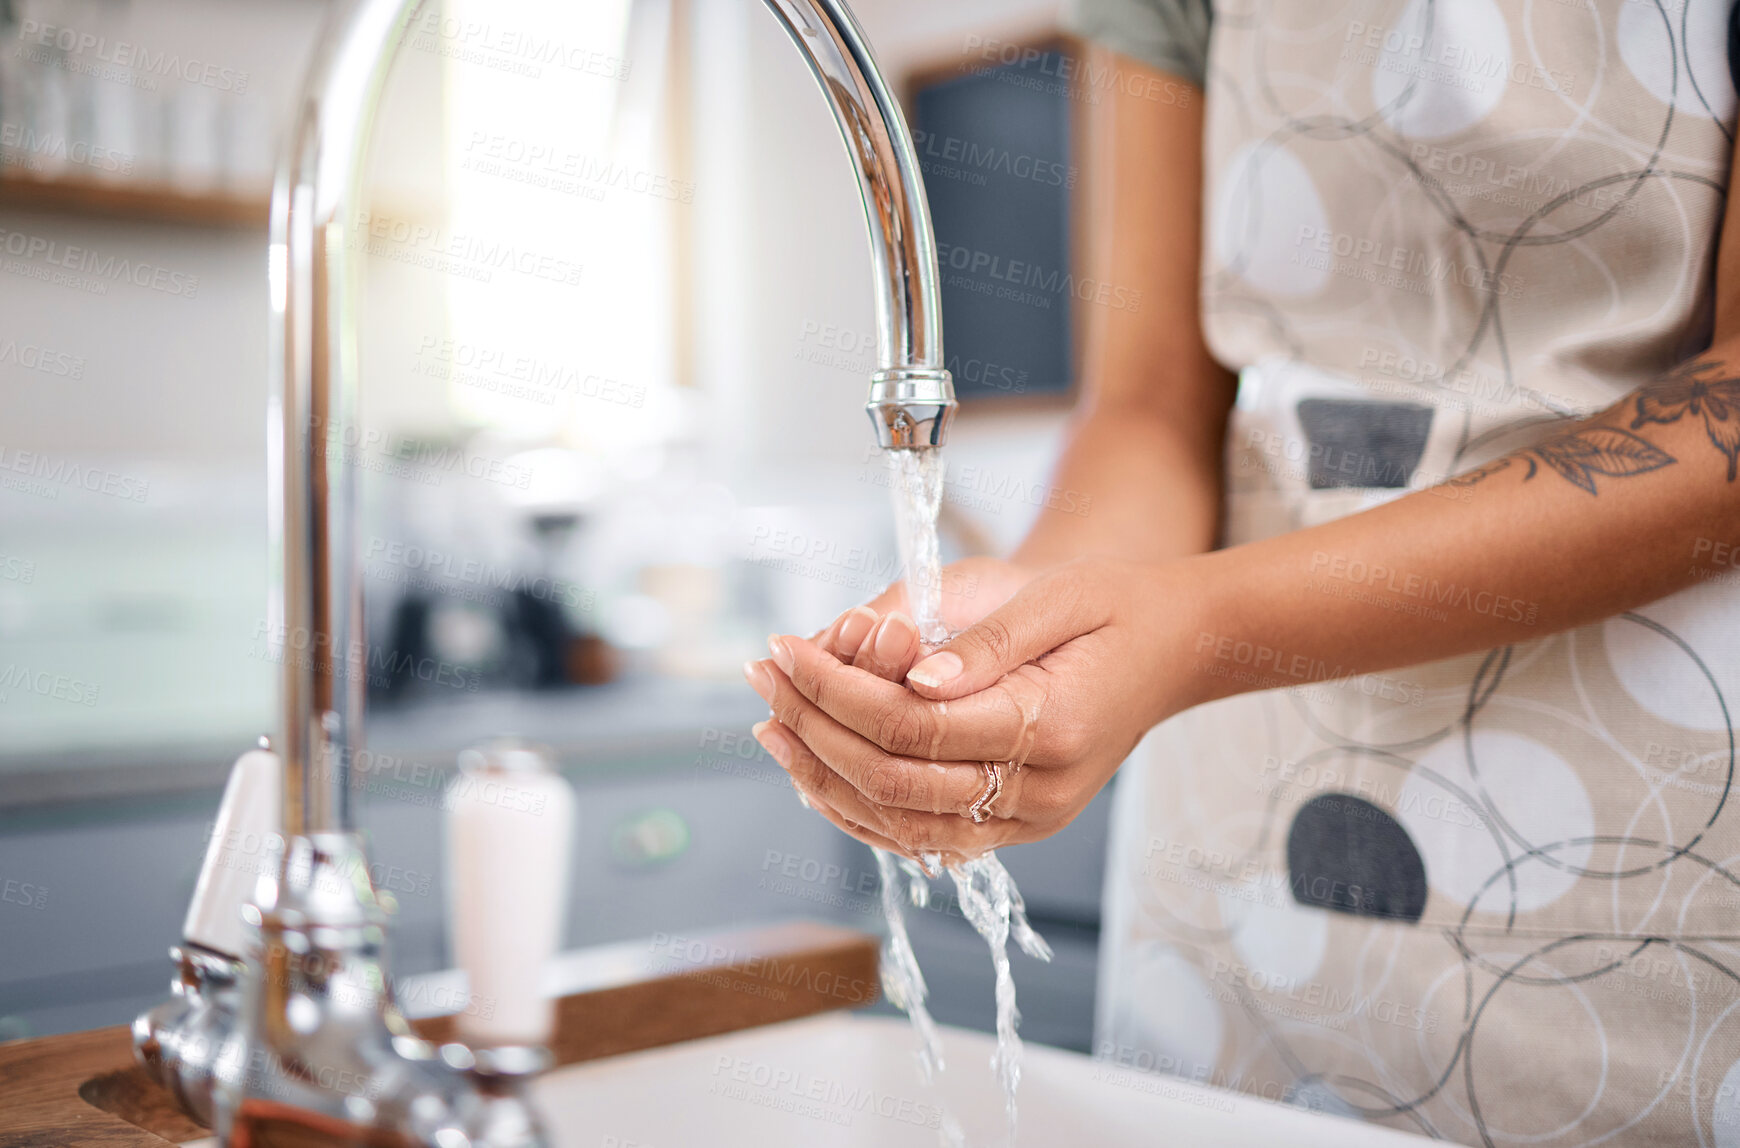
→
(444, 738, 576, 1049)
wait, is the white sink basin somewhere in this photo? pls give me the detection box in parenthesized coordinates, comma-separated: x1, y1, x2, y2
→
(534, 1013, 1434, 1147)
(177, 1013, 1433, 1146)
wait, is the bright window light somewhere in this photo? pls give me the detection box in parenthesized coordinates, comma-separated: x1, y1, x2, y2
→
(441, 0, 678, 465)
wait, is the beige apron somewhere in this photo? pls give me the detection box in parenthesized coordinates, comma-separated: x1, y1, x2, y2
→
(1097, 2, 1740, 1144)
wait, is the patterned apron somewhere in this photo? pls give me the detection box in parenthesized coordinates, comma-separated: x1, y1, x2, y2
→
(1096, 2, 1740, 1144)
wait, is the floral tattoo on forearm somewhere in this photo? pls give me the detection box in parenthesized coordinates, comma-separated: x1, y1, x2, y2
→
(1449, 357, 1740, 494)
(1632, 358, 1740, 480)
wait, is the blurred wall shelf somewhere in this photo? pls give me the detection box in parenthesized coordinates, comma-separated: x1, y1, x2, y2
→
(0, 171, 269, 229)
(0, 172, 444, 232)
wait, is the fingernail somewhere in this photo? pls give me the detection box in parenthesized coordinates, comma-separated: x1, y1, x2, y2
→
(767, 634, 794, 674)
(742, 660, 774, 703)
(908, 651, 963, 689)
(874, 612, 916, 664)
(752, 719, 790, 767)
(836, 606, 877, 658)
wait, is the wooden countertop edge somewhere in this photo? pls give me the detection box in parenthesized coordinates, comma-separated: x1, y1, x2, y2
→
(0, 1025, 182, 1148)
(0, 921, 880, 1148)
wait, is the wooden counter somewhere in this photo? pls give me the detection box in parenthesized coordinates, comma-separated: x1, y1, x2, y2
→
(0, 921, 880, 1147)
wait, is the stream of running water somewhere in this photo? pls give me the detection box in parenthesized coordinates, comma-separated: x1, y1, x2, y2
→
(878, 447, 1053, 1147)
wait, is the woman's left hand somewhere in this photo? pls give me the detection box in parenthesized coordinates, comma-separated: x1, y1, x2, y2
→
(743, 558, 1203, 862)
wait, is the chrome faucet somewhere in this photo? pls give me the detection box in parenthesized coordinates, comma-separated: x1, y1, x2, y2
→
(133, 1, 955, 1144)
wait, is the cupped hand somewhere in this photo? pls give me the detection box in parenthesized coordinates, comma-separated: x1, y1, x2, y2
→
(748, 555, 1037, 860)
(745, 558, 1203, 862)
(804, 554, 1036, 679)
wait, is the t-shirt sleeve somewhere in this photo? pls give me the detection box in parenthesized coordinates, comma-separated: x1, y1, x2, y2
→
(1064, 0, 1213, 89)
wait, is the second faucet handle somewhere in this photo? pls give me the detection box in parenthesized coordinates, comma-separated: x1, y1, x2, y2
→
(444, 738, 577, 1050)
(184, 746, 282, 960)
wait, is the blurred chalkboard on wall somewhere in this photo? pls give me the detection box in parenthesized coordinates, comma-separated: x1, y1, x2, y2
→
(910, 39, 1077, 404)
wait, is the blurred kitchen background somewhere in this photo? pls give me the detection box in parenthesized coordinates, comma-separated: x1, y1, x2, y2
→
(0, 0, 1112, 1051)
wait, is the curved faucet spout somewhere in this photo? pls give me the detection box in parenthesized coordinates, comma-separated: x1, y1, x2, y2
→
(138, 5, 956, 1141)
(269, 0, 955, 841)
(762, 0, 955, 451)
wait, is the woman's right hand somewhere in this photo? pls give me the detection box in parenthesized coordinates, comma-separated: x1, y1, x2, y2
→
(757, 558, 1201, 865)
(748, 555, 1038, 857)
(806, 555, 1037, 681)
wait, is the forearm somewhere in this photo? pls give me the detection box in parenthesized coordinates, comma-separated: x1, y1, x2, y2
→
(1014, 49, 1232, 571)
(1014, 396, 1229, 569)
(1171, 349, 1740, 710)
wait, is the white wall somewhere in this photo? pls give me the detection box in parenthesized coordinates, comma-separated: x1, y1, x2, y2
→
(0, 0, 449, 764)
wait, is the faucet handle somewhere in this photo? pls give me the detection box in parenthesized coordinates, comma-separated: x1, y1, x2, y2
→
(445, 739, 576, 1049)
(184, 746, 282, 958)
